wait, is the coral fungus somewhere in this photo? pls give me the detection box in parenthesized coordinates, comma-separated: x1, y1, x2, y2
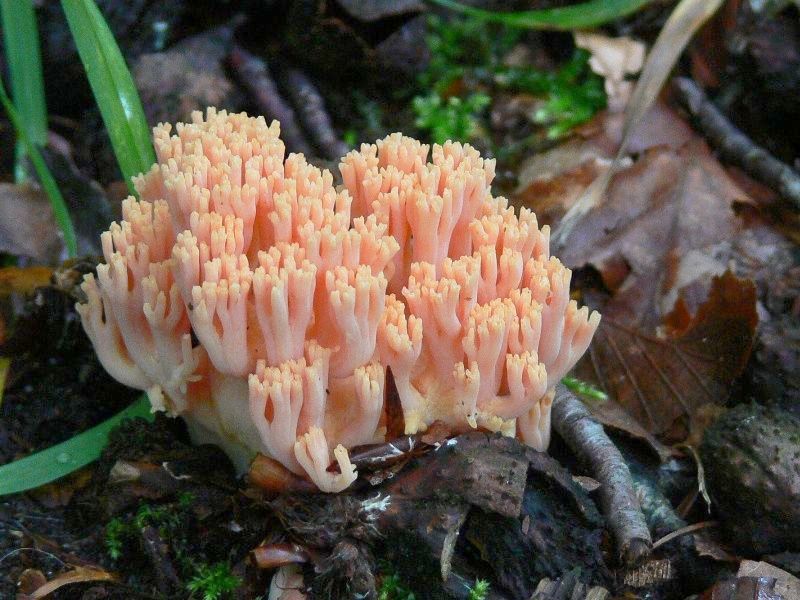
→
(77, 108, 600, 492)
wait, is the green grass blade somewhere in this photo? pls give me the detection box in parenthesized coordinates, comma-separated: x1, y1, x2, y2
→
(0, 0, 48, 182)
(562, 375, 608, 402)
(428, 0, 654, 30)
(0, 78, 78, 257)
(0, 396, 153, 495)
(61, 0, 155, 193)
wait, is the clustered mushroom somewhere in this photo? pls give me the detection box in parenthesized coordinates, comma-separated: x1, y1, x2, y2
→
(77, 108, 600, 493)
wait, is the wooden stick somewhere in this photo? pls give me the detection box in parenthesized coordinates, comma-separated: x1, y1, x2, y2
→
(550, 383, 652, 566)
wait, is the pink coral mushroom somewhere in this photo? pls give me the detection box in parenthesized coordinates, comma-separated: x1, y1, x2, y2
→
(77, 108, 600, 493)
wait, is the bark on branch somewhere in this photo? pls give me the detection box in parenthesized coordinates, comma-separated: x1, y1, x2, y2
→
(551, 383, 652, 566)
(674, 76, 800, 211)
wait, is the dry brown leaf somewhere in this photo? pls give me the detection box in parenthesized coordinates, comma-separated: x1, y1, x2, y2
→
(28, 469, 93, 508)
(0, 266, 53, 296)
(555, 0, 726, 243)
(693, 528, 739, 562)
(574, 272, 757, 438)
(0, 184, 65, 264)
(16, 569, 47, 597)
(560, 141, 751, 330)
(0, 266, 54, 346)
(584, 398, 674, 463)
(516, 103, 696, 225)
(701, 573, 785, 600)
(29, 566, 116, 599)
(688, 0, 743, 88)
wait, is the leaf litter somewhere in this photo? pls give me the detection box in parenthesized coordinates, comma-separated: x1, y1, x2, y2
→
(517, 82, 800, 461)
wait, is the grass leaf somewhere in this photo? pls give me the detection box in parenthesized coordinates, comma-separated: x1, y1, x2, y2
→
(428, 0, 654, 31)
(0, 79, 78, 257)
(0, 396, 153, 496)
(61, 0, 155, 193)
(562, 375, 608, 402)
(0, 0, 48, 182)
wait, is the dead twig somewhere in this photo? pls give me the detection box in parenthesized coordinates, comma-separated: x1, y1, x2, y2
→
(228, 46, 313, 155)
(551, 383, 652, 566)
(283, 69, 349, 161)
(674, 77, 800, 211)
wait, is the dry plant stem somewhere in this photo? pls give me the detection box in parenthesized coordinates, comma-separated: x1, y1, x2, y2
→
(551, 383, 652, 566)
(228, 46, 313, 155)
(650, 520, 718, 551)
(675, 77, 800, 211)
(283, 69, 349, 160)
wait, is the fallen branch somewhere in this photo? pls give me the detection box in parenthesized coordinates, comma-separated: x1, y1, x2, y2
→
(228, 46, 313, 156)
(551, 383, 652, 566)
(674, 77, 800, 211)
(283, 69, 349, 161)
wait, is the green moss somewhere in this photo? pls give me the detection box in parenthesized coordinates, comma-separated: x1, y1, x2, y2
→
(412, 15, 606, 145)
(103, 496, 239, 598)
(104, 517, 127, 561)
(378, 564, 417, 600)
(104, 501, 184, 562)
(186, 561, 241, 600)
(413, 92, 491, 144)
(468, 579, 491, 600)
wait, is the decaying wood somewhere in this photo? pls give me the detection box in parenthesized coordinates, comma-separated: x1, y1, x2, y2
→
(382, 435, 530, 518)
(675, 76, 800, 211)
(531, 568, 610, 600)
(379, 433, 609, 598)
(347, 434, 426, 472)
(550, 384, 652, 567)
(270, 432, 610, 599)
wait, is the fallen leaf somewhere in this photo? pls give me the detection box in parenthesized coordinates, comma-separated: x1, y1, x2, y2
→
(0, 184, 65, 264)
(562, 141, 751, 330)
(28, 469, 93, 508)
(0, 266, 54, 346)
(583, 398, 674, 463)
(683, 403, 727, 451)
(29, 566, 116, 599)
(574, 272, 757, 437)
(17, 569, 47, 597)
(0, 266, 53, 296)
(688, 0, 742, 88)
(693, 528, 739, 562)
(555, 0, 726, 242)
(516, 102, 697, 227)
